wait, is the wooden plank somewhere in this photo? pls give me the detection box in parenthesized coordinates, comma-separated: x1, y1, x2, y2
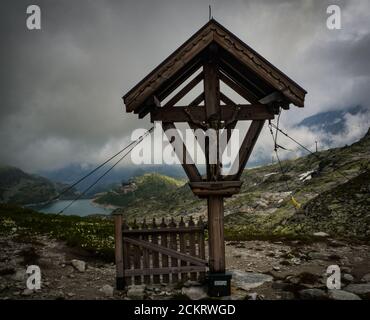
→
(164, 72, 204, 108)
(197, 217, 206, 281)
(132, 220, 141, 285)
(122, 221, 132, 285)
(160, 219, 169, 283)
(151, 104, 273, 122)
(123, 225, 205, 235)
(141, 219, 150, 284)
(114, 214, 124, 289)
(178, 217, 188, 282)
(189, 92, 204, 106)
(123, 237, 207, 266)
(207, 195, 226, 273)
(161, 122, 202, 182)
(169, 218, 178, 283)
(151, 218, 160, 284)
(219, 70, 259, 103)
(188, 217, 197, 280)
(204, 44, 220, 120)
(124, 266, 206, 276)
(225, 119, 265, 181)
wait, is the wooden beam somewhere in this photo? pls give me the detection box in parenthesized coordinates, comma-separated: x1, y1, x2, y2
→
(124, 265, 206, 277)
(151, 104, 273, 122)
(203, 45, 220, 120)
(207, 195, 225, 273)
(157, 59, 202, 101)
(123, 237, 208, 266)
(189, 92, 204, 106)
(123, 226, 205, 234)
(219, 71, 259, 103)
(161, 122, 202, 182)
(224, 119, 265, 181)
(258, 91, 284, 104)
(164, 72, 204, 108)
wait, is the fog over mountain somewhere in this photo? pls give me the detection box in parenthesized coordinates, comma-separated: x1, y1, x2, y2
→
(1, 0, 369, 173)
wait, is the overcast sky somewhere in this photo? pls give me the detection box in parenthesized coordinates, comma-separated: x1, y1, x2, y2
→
(1, 0, 369, 172)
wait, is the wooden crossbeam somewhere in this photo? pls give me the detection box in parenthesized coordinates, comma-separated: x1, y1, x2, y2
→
(157, 59, 202, 101)
(189, 92, 204, 106)
(224, 119, 265, 180)
(123, 237, 208, 266)
(161, 122, 202, 182)
(122, 226, 205, 234)
(219, 71, 259, 103)
(124, 266, 207, 277)
(164, 72, 204, 108)
(151, 104, 273, 122)
(220, 92, 236, 106)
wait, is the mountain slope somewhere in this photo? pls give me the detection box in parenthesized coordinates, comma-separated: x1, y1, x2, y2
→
(106, 127, 370, 240)
(0, 165, 76, 205)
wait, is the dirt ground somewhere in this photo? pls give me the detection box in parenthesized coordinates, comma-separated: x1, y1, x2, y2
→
(1, 233, 369, 300)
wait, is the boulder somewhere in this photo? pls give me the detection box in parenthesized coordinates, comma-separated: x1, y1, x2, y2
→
(231, 270, 273, 291)
(328, 290, 361, 300)
(299, 288, 328, 300)
(181, 286, 208, 300)
(100, 284, 114, 297)
(344, 284, 370, 298)
(71, 259, 86, 272)
(127, 285, 146, 300)
(361, 273, 370, 283)
(342, 273, 354, 283)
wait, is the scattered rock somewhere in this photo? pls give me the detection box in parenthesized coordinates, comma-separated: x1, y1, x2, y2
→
(183, 280, 202, 288)
(313, 232, 329, 237)
(273, 266, 280, 271)
(307, 251, 328, 260)
(299, 288, 327, 300)
(181, 286, 208, 300)
(127, 285, 146, 300)
(361, 273, 370, 283)
(100, 285, 114, 297)
(12, 270, 26, 282)
(328, 290, 361, 300)
(344, 284, 370, 298)
(21, 289, 34, 296)
(71, 259, 86, 272)
(231, 270, 273, 291)
(342, 274, 354, 283)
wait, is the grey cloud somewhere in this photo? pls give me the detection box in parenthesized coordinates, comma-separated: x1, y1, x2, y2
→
(0, 0, 369, 171)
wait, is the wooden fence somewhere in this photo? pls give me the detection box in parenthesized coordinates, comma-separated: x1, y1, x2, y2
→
(114, 215, 207, 287)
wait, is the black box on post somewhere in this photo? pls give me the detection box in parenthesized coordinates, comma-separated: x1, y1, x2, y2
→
(207, 272, 232, 297)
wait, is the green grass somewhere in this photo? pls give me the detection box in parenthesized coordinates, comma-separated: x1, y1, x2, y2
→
(0, 204, 115, 262)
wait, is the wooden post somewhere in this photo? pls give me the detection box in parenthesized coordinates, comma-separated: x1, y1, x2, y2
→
(114, 213, 124, 289)
(207, 195, 225, 273)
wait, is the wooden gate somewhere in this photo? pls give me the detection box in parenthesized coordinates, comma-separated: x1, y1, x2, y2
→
(114, 214, 207, 288)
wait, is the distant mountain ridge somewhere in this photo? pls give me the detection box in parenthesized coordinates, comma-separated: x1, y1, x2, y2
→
(296, 105, 369, 135)
(0, 165, 77, 205)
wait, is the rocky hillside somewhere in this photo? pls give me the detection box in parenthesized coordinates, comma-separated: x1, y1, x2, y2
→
(103, 128, 370, 240)
(0, 166, 77, 205)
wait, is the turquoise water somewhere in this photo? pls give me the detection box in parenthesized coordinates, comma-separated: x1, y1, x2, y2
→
(34, 199, 113, 217)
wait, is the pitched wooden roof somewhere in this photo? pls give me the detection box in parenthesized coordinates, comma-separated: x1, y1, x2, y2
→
(123, 19, 306, 113)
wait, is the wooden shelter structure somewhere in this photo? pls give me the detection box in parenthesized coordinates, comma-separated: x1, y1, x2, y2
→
(122, 19, 306, 296)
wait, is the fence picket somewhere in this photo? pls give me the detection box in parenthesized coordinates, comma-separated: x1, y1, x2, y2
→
(151, 218, 160, 284)
(160, 218, 169, 283)
(188, 216, 197, 280)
